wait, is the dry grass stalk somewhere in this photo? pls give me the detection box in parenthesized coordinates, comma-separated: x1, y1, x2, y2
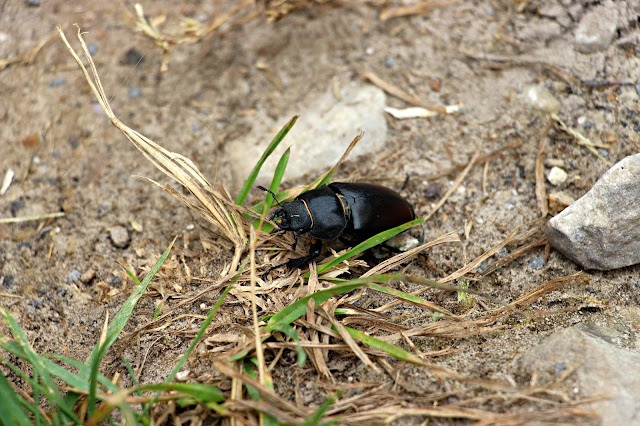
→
(479, 235, 547, 277)
(362, 231, 460, 277)
(0, 25, 67, 72)
(58, 26, 248, 273)
(380, 0, 456, 21)
(363, 139, 522, 184)
(214, 360, 308, 419)
(425, 150, 480, 222)
(551, 113, 611, 166)
(536, 121, 551, 217)
(0, 212, 65, 224)
(320, 302, 381, 373)
(439, 218, 544, 284)
(133, 1, 253, 72)
(362, 71, 449, 114)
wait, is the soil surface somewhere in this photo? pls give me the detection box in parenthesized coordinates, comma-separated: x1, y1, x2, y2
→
(1, 0, 640, 424)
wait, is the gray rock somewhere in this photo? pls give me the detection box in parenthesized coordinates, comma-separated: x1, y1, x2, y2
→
(109, 226, 130, 249)
(511, 327, 640, 425)
(226, 83, 387, 192)
(546, 154, 640, 270)
(574, 5, 618, 53)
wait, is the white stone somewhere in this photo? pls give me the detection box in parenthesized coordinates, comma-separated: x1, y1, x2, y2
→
(526, 85, 560, 114)
(226, 83, 387, 192)
(546, 154, 640, 270)
(547, 166, 567, 186)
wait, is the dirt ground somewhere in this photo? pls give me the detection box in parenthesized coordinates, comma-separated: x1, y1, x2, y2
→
(1, 0, 640, 424)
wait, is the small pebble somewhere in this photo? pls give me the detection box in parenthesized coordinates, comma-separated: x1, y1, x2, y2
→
(97, 205, 108, 215)
(526, 85, 560, 114)
(67, 270, 81, 283)
(109, 226, 130, 248)
(387, 233, 419, 252)
(49, 78, 66, 88)
(128, 86, 142, 99)
(2, 275, 15, 287)
(365, 47, 374, 55)
(598, 149, 609, 158)
(547, 166, 568, 186)
(27, 299, 44, 309)
(87, 43, 98, 56)
(423, 181, 440, 199)
(546, 158, 565, 168)
(111, 275, 122, 286)
(26, 0, 40, 6)
(528, 257, 545, 269)
(635, 84, 640, 97)
(553, 362, 566, 373)
(120, 48, 145, 66)
(176, 370, 190, 381)
(80, 269, 96, 284)
(39, 226, 53, 238)
(385, 58, 394, 68)
(10, 199, 25, 216)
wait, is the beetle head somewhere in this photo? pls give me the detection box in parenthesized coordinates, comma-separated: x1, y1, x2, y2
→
(270, 201, 312, 234)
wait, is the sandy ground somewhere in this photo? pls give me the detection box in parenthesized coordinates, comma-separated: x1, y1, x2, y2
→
(1, 0, 640, 423)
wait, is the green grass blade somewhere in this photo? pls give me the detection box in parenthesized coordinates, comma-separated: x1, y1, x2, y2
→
(44, 355, 119, 393)
(235, 115, 298, 206)
(142, 258, 247, 415)
(87, 237, 176, 417)
(252, 146, 290, 232)
(165, 258, 247, 384)
(313, 218, 424, 276)
(0, 370, 33, 425)
(0, 306, 80, 423)
(368, 283, 456, 317)
(242, 361, 261, 401)
(301, 390, 343, 426)
(88, 237, 176, 365)
(268, 323, 307, 366)
(266, 280, 374, 330)
(136, 383, 226, 403)
(343, 325, 426, 365)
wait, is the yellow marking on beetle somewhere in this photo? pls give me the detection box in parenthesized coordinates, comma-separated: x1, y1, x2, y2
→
(336, 194, 349, 214)
(301, 199, 314, 229)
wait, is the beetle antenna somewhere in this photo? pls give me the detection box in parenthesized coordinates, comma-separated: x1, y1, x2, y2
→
(257, 186, 283, 207)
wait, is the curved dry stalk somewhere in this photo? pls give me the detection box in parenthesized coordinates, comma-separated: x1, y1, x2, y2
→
(58, 25, 247, 272)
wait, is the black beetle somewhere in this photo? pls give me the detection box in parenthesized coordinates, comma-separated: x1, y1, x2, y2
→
(259, 182, 415, 269)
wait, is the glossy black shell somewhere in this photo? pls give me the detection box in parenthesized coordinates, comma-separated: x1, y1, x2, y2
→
(328, 182, 415, 242)
(272, 182, 414, 242)
(297, 186, 348, 240)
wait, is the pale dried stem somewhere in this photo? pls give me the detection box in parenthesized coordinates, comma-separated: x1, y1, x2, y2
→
(58, 25, 247, 273)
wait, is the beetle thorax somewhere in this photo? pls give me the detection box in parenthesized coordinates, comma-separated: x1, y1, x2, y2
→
(271, 201, 313, 234)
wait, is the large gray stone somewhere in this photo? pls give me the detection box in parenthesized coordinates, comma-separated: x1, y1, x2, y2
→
(546, 154, 640, 270)
(512, 326, 640, 425)
(226, 83, 387, 192)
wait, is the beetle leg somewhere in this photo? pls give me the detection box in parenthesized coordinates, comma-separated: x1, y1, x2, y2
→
(291, 234, 298, 252)
(286, 238, 322, 269)
(261, 238, 322, 279)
